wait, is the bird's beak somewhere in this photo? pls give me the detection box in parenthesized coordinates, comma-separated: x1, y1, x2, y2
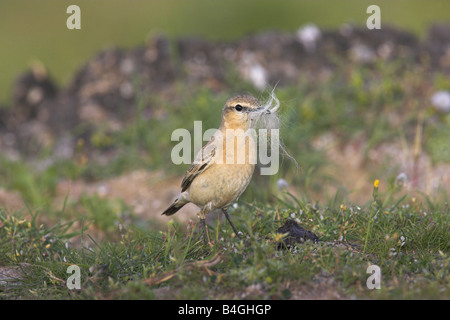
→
(255, 107, 271, 114)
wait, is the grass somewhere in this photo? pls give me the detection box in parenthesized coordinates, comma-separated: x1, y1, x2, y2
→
(0, 184, 448, 299)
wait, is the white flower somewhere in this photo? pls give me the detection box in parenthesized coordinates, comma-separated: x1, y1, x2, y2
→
(395, 173, 408, 188)
(431, 91, 450, 112)
(277, 178, 289, 191)
(240, 52, 268, 91)
(296, 24, 321, 53)
(248, 63, 267, 91)
(400, 236, 406, 247)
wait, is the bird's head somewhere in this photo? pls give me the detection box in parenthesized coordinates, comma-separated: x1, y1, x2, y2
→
(220, 95, 269, 130)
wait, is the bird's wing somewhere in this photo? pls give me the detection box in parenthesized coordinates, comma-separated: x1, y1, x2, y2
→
(181, 137, 216, 192)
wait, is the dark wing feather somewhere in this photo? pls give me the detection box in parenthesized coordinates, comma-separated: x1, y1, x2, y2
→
(181, 139, 216, 192)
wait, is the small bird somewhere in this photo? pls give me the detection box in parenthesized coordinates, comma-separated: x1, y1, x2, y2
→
(161, 95, 270, 245)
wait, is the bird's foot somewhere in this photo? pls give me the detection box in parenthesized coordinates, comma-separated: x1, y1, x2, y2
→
(199, 212, 212, 247)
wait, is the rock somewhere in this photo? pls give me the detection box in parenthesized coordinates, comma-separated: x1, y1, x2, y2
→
(423, 24, 450, 70)
(276, 219, 319, 248)
(11, 64, 58, 126)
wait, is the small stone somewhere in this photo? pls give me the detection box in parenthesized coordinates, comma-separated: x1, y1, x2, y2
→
(276, 219, 319, 249)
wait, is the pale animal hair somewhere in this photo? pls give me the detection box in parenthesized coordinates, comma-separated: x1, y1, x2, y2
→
(249, 88, 299, 173)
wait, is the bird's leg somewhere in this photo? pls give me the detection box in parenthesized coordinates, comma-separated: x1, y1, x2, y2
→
(199, 208, 212, 246)
(222, 208, 241, 239)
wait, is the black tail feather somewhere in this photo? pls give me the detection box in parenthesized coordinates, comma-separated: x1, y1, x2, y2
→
(161, 201, 186, 216)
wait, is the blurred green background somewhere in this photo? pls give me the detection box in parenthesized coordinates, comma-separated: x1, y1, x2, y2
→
(1, 0, 449, 104)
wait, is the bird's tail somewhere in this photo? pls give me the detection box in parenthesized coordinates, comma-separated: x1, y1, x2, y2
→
(161, 199, 186, 216)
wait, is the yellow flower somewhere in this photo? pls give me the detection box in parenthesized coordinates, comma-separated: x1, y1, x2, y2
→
(45, 244, 51, 249)
(374, 179, 380, 188)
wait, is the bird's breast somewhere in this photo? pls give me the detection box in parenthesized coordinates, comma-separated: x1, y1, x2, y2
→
(187, 129, 257, 209)
(188, 162, 255, 209)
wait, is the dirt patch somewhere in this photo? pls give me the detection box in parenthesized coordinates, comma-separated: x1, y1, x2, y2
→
(54, 170, 199, 223)
(312, 132, 450, 203)
(0, 188, 25, 213)
(289, 283, 347, 300)
(0, 263, 32, 289)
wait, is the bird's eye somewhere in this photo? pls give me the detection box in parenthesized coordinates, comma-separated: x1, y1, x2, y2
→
(235, 104, 243, 112)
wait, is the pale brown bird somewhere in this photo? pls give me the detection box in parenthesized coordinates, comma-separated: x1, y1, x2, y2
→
(162, 95, 270, 245)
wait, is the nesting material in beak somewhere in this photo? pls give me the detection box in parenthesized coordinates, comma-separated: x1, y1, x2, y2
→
(255, 107, 271, 114)
(248, 90, 299, 171)
(249, 90, 281, 130)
